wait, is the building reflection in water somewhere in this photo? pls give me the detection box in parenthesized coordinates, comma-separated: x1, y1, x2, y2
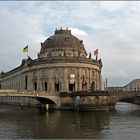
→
(40, 110, 111, 139)
(2, 107, 110, 139)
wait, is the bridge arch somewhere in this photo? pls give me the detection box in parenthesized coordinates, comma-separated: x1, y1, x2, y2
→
(34, 95, 60, 108)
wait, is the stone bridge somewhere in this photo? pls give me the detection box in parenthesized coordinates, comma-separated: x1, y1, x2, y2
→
(59, 90, 140, 110)
(0, 90, 61, 108)
(108, 91, 140, 103)
(0, 90, 140, 111)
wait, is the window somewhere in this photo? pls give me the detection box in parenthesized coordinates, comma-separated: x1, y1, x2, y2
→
(45, 81, 48, 91)
(34, 82, 37, 91)
(55, 82, 59, 92)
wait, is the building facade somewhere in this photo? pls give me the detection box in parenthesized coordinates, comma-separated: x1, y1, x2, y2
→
(107, 79, 140, 92)
(0, 28, 102, 94)
(123, 79, 140, 91)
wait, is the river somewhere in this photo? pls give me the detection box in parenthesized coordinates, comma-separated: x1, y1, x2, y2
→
(0, 102, 140, 139)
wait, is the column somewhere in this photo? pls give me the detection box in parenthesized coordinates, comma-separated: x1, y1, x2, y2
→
(27, 71, 32, 91)
(78, 68, 82, 91)
(75, 69, 78, 91)
(63, 68, 68, 92)
(37, 70, 42, 91)
(87, 68, 90, 91)
(48, 68, 54, 94)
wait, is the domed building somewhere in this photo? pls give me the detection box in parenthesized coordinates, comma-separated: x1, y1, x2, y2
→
(0, 28, 102, 93)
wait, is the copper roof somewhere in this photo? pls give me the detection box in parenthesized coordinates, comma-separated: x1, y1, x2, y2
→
(41, 28, 86, 51)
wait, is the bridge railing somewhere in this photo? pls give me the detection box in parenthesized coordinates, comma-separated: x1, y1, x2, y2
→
(0, 90, 59, 97)
(1, 90, 139, 98)
(59, 90, 109, 97)
(0, 89, 17, 93)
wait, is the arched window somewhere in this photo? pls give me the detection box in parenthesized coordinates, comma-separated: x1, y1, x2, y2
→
(91, 81, 95, 91)
(69, 74, 75, 92)
(45, 81, 48, 91)
(34, 82, 37, 91)
(55, 83, 59, 92)
(82, 81, 87, 91)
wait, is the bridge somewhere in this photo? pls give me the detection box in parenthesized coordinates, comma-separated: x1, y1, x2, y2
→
(0, 90, 61, 109)
(0, 90, 140, 111)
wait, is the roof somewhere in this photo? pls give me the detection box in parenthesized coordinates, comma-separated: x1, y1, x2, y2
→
(41, 28, 86, 52)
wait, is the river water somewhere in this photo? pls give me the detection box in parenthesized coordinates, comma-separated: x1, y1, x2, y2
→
(0, 102, 140, 139)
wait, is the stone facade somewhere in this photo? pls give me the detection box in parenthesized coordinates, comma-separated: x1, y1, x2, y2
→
(123, 79, 140, 91)
(107, 79, 140, 92)
(0, 28, 102, 94)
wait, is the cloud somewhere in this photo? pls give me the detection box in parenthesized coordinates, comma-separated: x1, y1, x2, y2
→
(0, 3, 46, 71)
(99, 1, 126, 12)
(70, 27, 87, 36)
(0, 1, 140, 86)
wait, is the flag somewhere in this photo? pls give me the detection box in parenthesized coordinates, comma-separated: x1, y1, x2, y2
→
(23, 45, 28, 53)
(94, 48, 98, 56)
(94, 48, 98, 60)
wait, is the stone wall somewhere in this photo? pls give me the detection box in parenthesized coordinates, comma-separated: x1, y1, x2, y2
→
(0, 62, 102, 93)
(60, 95, 117, 111)
(0, 96, 40, 107)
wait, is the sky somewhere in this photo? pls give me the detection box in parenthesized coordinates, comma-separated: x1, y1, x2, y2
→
(0, 1, 140, 87)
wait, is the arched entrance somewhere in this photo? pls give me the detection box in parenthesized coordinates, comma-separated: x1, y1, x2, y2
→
(0, 83, 1, 89)
(91, 81, 95, 91)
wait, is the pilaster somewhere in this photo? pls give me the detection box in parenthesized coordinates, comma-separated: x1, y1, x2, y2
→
(78, 68, 82, 91)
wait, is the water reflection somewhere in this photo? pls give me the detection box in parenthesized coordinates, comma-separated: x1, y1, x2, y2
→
(0, 103, 140, 139)
(43, 111, 110, 139)
(102, 102, 140, 140)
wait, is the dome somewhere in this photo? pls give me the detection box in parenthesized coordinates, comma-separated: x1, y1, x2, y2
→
(39, 28, 87, 59)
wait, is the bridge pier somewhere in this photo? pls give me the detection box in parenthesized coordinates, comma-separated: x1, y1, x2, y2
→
(59, 94, 118, 111)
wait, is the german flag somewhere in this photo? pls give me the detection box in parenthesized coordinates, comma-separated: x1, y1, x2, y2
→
(23, 45, 28, 52)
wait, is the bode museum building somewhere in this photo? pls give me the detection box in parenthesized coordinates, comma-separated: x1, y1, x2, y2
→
(0, 28, 102, 93)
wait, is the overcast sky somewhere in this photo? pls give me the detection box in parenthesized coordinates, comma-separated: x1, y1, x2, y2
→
(0, 1, 140, 86)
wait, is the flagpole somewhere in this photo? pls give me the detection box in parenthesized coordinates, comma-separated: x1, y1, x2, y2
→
(27, 51, 29, 59)
(96, 55, 97, 61)
(23, 45, 29, 59)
